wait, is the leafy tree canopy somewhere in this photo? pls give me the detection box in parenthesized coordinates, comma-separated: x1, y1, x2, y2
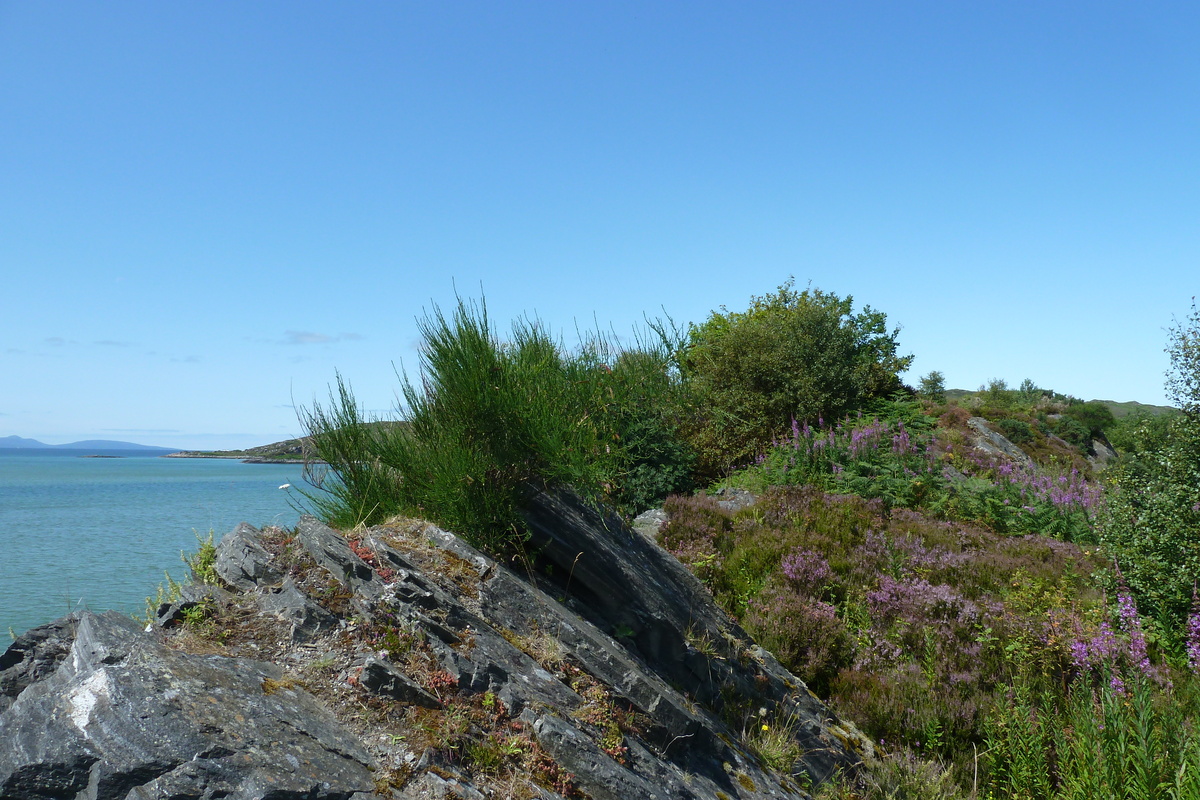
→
(680, 279, 912, 476)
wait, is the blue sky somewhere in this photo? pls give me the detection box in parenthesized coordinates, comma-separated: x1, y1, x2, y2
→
(2, 3, 1196, 449)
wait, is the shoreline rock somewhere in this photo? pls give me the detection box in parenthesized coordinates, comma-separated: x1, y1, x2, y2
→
(2, 492, 872, 798)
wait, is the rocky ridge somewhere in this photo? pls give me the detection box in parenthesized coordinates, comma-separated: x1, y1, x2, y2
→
(0, 488, 871, 799)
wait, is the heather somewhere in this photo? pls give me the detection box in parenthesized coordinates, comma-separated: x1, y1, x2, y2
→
(662, 488, 1200, 798)
(744, 399, 1101, 541)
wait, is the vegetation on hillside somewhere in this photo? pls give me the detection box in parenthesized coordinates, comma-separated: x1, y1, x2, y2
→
(301, 283, 1200, 799)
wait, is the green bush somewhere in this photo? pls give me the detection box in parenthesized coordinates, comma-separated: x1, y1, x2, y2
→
(1099, 417, 1200, 628)
(982, 378, 1016, 410)
(680, 279, 912, 478)
(1063, 400, 1116, 438)
(995, 417, 1034, 444)
(300, 298, 694, 552)
(1051, 417, 1092, 450)
(1099, 302, 1200, 632)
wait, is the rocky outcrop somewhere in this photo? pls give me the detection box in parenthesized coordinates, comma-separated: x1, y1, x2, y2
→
(0, 611, 374, 799)
(1, 491, 872, 799)
(1088, 436, 1119, 471)
(968, 416, 1033, 465)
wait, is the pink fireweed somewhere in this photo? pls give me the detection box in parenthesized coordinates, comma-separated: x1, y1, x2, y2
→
(1187, 601, 1200, 672)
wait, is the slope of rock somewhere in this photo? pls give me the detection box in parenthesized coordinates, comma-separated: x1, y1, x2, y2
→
(0, 489, 872, 799)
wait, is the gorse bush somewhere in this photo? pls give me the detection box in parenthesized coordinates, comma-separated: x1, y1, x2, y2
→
(301, 283, 914, 547)
(301, 298, 694, 551)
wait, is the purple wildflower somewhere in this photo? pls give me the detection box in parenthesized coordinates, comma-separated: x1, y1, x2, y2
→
(1188, 588, 1200, 671)
(1116, 591, 1152, 677)
(781, 549, 834, 597)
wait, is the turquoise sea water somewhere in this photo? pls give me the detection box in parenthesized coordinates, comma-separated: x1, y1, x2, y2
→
(0, 451, 306, 638)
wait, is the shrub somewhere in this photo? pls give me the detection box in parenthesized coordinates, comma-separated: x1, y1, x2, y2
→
(982, 378, 1016, 410)
(1099, 416, 1200, 629)
(742, 585, 853, 694)
(1099, 303, 1200, 632)
(680, 279, 912, 477)
(1051, 416, 1091, 450)
(301, 298, 694, 551)
(994, 417, 1033, 444)
(1062, 400, 1116, 439)
(1166, 297, 1200, 417)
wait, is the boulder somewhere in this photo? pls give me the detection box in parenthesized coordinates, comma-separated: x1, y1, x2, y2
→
(214, 522, 284, 591)
(0, 611, 374, 799)
(968, 416, 1033, 465)
(631, 508, 668, 542)
(359, 657, 442, 708)
(1088, 436, 1119, 470)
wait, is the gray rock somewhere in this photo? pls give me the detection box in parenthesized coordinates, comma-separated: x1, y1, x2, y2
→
(152, 582, 227, 629)
(257, 576, 339, 641)
(632, 508, 668, 541)
(968, 417, 1033, 465)
(1088, 436, 1119, 470)
(519, 487, 870, 790)
(214, 521, 284, 591)
(713, 486, 757, 512)
(0, 611, 374, 799)
(534, 713, 686, 800)
(360, 657, 441, 708)
(4, 495, 874, 800)
(296, 516, 381, 598)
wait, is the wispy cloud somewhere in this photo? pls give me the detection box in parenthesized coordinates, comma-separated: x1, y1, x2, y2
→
(94, 340, 134, 347)
(170, 355, 201, 364)
(44, 336, 76, 347)
(282, 330, 364, 346)
(5, 348, 23, 355)
(103, 428, 181, 434)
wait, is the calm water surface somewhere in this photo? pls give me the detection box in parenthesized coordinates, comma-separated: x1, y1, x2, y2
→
(0, 451, 306, 638)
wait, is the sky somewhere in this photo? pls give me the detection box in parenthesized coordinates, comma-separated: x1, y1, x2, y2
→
(2, 3, 1197, 450)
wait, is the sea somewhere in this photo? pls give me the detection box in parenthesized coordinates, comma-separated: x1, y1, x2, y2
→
(0, 450, 308, 639)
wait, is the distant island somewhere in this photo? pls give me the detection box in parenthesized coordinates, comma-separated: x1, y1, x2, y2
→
(0, 436, 180, 452)
(165, 436, 312, 463)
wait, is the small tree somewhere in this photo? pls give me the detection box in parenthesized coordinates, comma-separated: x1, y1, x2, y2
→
(1166, 297, 1200, 418)
(918, 371, 946, 404)
(982, 378, 1016, 410)
(680, 279, 912, 477)
(1099, 300, 1200, 630)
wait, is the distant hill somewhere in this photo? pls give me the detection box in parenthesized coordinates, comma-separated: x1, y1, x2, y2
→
(166, 436, 312, 462)
(942, 390, 1176, 419)
(168, 424, 407, 462)
(0, 435, 51, 448)
(1093, 399, 1178, 418)
(0, 435, 179, 451)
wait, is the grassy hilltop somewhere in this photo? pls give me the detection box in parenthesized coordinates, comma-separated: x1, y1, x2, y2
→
(293, 284, 1200, 799)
